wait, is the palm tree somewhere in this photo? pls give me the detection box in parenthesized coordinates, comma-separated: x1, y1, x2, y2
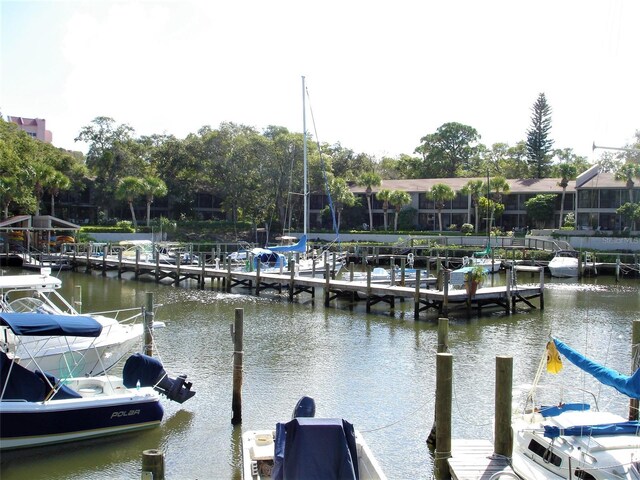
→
(375, 188, 392, 231)
(47, 171, 71, 218)
(30, 162, 56, 216)
(141, 176, 168, 227)
(388, 190, 411, 231)
(428, 183, 456, 232)
(329, 177, 356, 231)
(615, 162, 640, 203)
(488, 176, 510, 230)
(115, 177, 144, 229)
(357, 172, 381, 231)
(460, 179, 484, 233)
(557, 163, 576, 228)
(0, 177, 18, 220)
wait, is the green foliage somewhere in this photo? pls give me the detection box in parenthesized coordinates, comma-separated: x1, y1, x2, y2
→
(415, 122, 481, 178)
(524, 194, 557, 228)
(461, 223, 474, 234)
(80, 225, 135, 233)
(526, 92, 554, 178)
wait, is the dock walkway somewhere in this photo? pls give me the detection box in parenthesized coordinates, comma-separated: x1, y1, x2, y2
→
(63, 253, 544, 319)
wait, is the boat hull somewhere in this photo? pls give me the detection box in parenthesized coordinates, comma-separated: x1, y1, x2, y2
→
(0, 390, 163, 450)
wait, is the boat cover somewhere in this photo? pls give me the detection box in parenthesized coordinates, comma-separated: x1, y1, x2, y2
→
(0, 312, 102, 337)
(272, 417, 359, 480)
(539, 403, 590, 417)
(268, 235, 307, 254)
(544, 420, 640, 439)
(553, 338, 640, 399)
(251, 249, 287, 269)
(0, 351, 81, 401)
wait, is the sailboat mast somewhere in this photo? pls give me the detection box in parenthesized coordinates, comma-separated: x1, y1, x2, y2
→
(302, 75, 308, 237)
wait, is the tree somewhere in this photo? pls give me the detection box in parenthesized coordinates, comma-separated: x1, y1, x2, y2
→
(29, 162, 57, 216)
(428, 183, 456, 231)
(115, 177, 144, 228)
(557, 162, 577, 228)
(614, 162, 640, 203)
(47, 171, 71, 218)
(526, 93, 554, 178)
(375, 188, 392, 231)
(357, 171, 381, 231)
(415, 122, 480, 178)
(524, 194, 556, 229)
(488, 176, 510, 230)
(327, 177, 356, 231)
(460, 179, 485, 233)
(141, 176, 168, 227)
(616, 202, 640, 231)
(388, 190, 411, 231)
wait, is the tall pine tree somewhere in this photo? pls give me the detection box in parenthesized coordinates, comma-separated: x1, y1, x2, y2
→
(526, 93, 554, 178)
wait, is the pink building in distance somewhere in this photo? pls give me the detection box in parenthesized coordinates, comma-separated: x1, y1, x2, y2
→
(8, 116, 53, 143)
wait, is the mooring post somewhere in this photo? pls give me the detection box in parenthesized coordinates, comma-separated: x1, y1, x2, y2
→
(433, 352, 452, 479)
(494, 356, 513, 458)
(74, 285, 82, 313)
(289, 260, 295, 301)
(324, 263, 331, 306)
(539, 266, 545, 309)
(505, 270, 512, 314)
(366, 265, 372, 313)
(144, 292, 154, 356)
(630, 320, 639, 420)
(442, 270, 450, 315)
(102, 244, 108, 276)
(231, 308, 244, 425)
(141, 449, 165, 480)
(413, 269, 421, 320)
(118, 249, 123, 278)
(427, 318, 449, 449)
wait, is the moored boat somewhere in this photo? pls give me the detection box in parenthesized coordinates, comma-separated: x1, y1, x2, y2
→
(511, 338, 640, 479)
(0, 268, 154, 377)
(548, 250, 579, 277)
(242, 396, 386, 480)
(0, 312, 195, 450)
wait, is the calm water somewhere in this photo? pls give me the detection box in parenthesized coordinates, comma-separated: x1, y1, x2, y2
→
(1, 267, 639, 480)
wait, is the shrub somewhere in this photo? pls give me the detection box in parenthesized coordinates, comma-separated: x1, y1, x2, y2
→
(461, 223, 474, 234)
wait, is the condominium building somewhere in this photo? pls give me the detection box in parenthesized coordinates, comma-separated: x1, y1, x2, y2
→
(8, 116, 52, 143)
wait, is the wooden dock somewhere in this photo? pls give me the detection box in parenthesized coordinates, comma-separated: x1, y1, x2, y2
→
(62, 252, 544, 319)
(448, 440, 516, 479)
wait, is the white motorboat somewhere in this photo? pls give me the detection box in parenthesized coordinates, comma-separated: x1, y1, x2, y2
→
(0, 312, 195, 450)
(511, 338, 640, 479)
(242, 396, 386, 480)
(0, 268, 153, 377)
(548, 250, 579, 277)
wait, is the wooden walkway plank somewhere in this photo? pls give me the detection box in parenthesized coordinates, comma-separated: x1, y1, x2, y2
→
(448, 440, 516, 480)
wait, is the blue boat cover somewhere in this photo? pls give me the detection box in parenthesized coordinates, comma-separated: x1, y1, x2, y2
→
(553, 338, 640, 399)
(0, 351, 81, 401)
(544, 420, 640, 439)
(272, 417, 359, 480)
(251, 249, 288, 269)
(0, 312, 102, 337)
(539, 403, 590, 417)
(122, 353, 165, 388)
(268, 235, 307, 254)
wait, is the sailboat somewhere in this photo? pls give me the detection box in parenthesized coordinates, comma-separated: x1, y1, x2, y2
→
(259, 77, 344, 278)
(511, 338, 640, 479)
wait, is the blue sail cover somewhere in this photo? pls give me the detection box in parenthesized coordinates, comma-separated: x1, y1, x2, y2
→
(0, 312, 102, 337)
(544, 420, 640, 439)
(553, 338, 640, 399)
(268, 235, 308, 254)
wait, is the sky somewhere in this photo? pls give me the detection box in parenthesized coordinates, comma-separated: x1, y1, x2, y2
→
(1, 0, 638, 161)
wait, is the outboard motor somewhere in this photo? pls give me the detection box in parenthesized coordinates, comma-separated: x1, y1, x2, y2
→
(292, 395, 315, 419)
(123, 353, 195, 404)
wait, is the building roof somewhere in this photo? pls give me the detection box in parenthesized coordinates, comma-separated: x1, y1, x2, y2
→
(350, 177, 576, 194)
(349, 173, 633, 195)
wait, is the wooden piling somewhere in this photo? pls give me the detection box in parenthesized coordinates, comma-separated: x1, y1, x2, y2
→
(73, 285, 82, 313)
(630, 320, 639, 421)
(231, 308, 244, 425)
(434, 352, 452, 480)
(141, 449, 165, 480)
(143, 292, 154, 356)
(494, 356, 513, 457)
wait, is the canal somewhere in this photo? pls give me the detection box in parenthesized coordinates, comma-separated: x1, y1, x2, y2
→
(1, 267, 639, 479)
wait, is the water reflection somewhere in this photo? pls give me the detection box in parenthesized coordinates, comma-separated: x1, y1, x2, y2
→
(0, 268, 638, 479)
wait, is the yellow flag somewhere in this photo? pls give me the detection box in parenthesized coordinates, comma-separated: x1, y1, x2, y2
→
(546, 340, 563, 374)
